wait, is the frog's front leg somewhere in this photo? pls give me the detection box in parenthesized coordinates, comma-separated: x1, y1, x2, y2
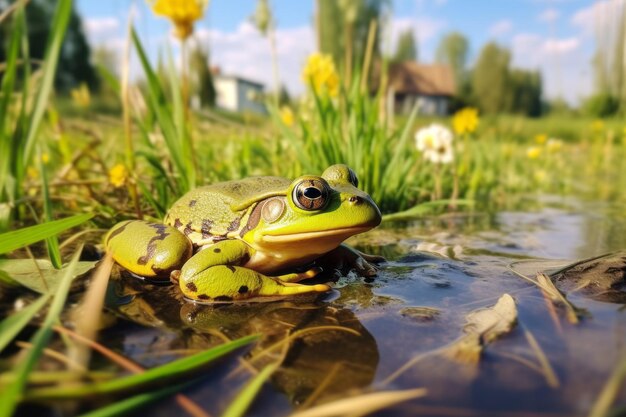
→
(316, 244, 386, 278)
(177, 240, 330, 302)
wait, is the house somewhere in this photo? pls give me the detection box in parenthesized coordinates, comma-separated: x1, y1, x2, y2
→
(379, 62, 456, 116)
(213, 70, 267, 115)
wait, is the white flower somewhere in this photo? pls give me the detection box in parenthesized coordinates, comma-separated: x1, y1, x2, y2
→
(415, 123, 454, 164)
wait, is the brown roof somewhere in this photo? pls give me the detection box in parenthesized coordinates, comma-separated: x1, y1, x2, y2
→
(379, 62, 456, 96)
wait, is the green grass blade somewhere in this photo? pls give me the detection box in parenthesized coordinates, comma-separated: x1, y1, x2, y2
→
(39, 150, 62, 268)
(76, 382, 192, 417)
(0, 213, 93, 254)
(0, 246, 82, 417)
(0, 5, 24, 203)
(22, 0, 72, 168)
(27, 334, 259, 399)
(0, 294, 51, 353)
(96, 64, 121, 96)
(222, 363, 278, 417)
(131, 28, 187, 191)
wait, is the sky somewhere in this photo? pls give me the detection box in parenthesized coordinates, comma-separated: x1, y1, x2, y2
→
(76, 0, 614, 105)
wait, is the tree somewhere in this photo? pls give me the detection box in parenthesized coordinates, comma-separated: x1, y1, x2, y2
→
(471, 42, 511, 114)
(188, 42, 216, 108)
(393, 29, 417, 62)
(435, 32, 469, 93)
(509, 69, 542, 117)
(15, 0, 99, 91)
(316, 0, 388, 74)
(590, 0, 626, 112)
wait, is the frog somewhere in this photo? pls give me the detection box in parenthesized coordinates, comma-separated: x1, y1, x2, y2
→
(105, 164, 383, 303)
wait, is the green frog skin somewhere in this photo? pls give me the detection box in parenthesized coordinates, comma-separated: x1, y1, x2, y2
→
(105, 165, 382, 302)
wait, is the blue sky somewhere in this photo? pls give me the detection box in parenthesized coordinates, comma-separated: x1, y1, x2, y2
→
(77, 0, 606, 105)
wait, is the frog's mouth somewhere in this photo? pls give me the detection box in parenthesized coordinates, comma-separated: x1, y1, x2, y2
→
(260, 226, 373, 243)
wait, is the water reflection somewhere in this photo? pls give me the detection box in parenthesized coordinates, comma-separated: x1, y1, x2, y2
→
(108, 275, 379, 407)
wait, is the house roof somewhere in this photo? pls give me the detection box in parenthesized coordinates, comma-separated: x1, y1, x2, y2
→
(378, 62, 456, 96)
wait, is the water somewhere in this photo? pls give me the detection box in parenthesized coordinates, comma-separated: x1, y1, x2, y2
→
(93, 196, 626, 416)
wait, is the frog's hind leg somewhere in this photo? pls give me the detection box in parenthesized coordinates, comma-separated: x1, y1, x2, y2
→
(178, 240, 330, 302)
(106, 220, 193, 281)
(181, 265, 330, 303)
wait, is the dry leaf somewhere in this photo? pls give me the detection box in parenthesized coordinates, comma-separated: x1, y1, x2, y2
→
(445, 293, 517, 364)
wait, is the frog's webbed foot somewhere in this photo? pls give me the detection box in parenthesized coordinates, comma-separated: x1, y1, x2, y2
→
(278, 267, 323, 283)
(317, 244, 386, 278)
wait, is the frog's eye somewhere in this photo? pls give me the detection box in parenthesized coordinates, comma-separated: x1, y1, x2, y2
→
(293, 179, 330, 211)
(347, 168, 359, 187)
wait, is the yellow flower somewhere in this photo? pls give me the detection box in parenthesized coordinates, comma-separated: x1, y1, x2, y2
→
(301, 53, 339, 98)
(41, 153, 50, 164)
(546, 138, 563, 153)
(451, 107, 479, 135)
(526, 146, 542, 159)
(70, 83, 90, 108)
(279, 106, 294, 126)
(109, 164, 128, 188)
(591, 119, 604, 132)
(534, 169, 547, 183)
(27, 167, 39, 179)
(152, 0, 206, 40)
(534, 133, 547, 145)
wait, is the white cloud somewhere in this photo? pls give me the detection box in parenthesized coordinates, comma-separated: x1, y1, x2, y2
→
(387, 16, 446, 58)
(543, 37, 579, 53)
(538, 8, 560, 22)
(196, 22, 315, 95)
(84, 17, 120, 38)
(572, 0, 625, 36)
(489, 19, 513, 37)
(511, 33, 588, 103)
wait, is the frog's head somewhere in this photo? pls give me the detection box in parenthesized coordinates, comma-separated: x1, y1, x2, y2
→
(242, 165, 381, 257)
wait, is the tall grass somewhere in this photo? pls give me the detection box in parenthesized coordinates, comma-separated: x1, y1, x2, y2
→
(0, 0, 72, 231)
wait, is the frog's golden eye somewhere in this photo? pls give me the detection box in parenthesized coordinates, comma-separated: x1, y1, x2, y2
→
(293, 179, 330, 211)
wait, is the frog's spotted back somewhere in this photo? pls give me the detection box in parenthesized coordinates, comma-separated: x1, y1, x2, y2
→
(163, 176, 291, 245)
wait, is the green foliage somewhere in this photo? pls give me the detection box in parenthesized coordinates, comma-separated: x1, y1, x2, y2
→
(0, 294, 51, 354)
(1, 0, 100, 91)
(435, 31, 469, 100)
(392, 29, 417, 62)
(583, 93, 620, 117)
(0, 259, 96, 293)
(131, 27, 196, 196)
(591, 1, 626, 112)
(222, 363, 279, 417)
(188, 42, 216, 108)
(0, 0, 72, 230)
(0, 213, 93, 255)
(317, 0, 387, 71)
(75, 383, 191, 417)
(472, 42, 511, 114)
(27, 334, 259, 399)
(471, 42, 542, 116)
(275, 76, 421, 213)
(509, 69, 542, 117)
(0, 248, 81, 417)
